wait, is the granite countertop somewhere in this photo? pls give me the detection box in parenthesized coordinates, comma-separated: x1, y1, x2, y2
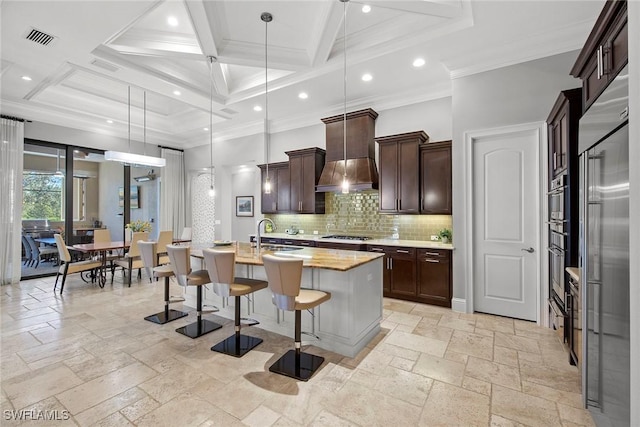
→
(190, 242, 384, 272)
(251, 232, 454, 250)
(566, 267, 580, 283)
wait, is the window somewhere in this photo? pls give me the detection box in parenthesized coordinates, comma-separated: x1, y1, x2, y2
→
(22, 172, 64, 220)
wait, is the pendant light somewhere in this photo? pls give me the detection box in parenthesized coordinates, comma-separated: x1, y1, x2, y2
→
(340, 0, 350, 194)
(207, 56, 216, 197)
(262, 12, 273, 195)
(105, 86, 166, 168)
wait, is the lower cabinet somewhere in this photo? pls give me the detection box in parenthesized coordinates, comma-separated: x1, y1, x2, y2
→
(417, 249, 451, 307)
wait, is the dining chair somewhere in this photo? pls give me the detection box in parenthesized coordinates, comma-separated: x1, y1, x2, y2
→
(262, 254, 331, 381)
(166, 244, 222, 338)
(139, 241, 188, 324)
(202, 249, 268, 357)
(93, 228, 119, 279)
(180, 227, 192, 241)
(113, 231, 148, 286)
(156, 230, 173, 265)
(53, 234, 102, 294)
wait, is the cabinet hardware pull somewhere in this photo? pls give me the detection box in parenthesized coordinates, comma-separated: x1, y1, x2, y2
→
(397, 249, 410, 254)
(424, 259, 439, 263)
(597, 46, 603, 79)
(390, 258, 393, 268)
(371, 248, 384, 252)
(424, 252, 440, 256)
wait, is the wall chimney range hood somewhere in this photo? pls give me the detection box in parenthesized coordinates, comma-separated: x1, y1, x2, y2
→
(317, 108, 378, 192)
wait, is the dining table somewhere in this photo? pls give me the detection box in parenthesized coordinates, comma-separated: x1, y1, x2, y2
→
(71, 241, 130, 287)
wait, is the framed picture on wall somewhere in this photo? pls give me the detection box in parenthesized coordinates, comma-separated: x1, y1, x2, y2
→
(236, 196, 253, 217)
(118, 186, 140, 209)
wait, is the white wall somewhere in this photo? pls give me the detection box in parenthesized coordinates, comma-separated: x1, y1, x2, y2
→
(451, 51, 581, 308)
(627, 2, 639, 424)
(231, 170, 258, 242)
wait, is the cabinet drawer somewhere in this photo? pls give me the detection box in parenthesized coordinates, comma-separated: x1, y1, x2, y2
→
(417, 249, 450, 260)
(390, 247, 415, 259)
(261, 237, 282, 244)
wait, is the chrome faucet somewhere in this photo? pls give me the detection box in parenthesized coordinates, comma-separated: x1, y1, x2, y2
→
(256, 218, 276, 252)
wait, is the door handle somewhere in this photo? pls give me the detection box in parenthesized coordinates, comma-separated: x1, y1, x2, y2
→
(521, 247, 534, 253)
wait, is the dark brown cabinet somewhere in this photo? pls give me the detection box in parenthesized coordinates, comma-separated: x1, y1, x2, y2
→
(377, 131, 428, 214)
(417, 249, 452, 307)
(287, 148, 326, 214)
(281, 238, 316, 247)
(368, 245, 417, 298)
(570, 1, 627, 111)
(547, 89, 581, 179)
(257, 162, 290, 214)
(420, 141, 452, 214)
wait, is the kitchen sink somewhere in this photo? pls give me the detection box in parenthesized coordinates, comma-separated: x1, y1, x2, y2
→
(260, 245, 303, 252)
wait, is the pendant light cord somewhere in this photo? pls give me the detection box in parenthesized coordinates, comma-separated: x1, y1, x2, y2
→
(128, 86, 131, 155)
(143, 91, 146, 156)
(209, 56, 214, 187)
(263, 13, 271, 181)
(343, 0, 347, 173)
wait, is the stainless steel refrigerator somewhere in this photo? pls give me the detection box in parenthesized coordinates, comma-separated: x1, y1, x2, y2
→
(579, 64, 629, 427)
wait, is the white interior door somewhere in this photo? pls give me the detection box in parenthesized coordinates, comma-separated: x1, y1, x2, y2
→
(472, 128, 539, 321)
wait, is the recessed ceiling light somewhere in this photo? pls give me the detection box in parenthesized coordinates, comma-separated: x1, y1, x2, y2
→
(106, 120, 113, 124)
(361, 73, 373, 82)
(167, 16, 178, 27)
(173, 90, 181, 96)
(298, 92, 308, 100)
(413, 58, 426, 67)
(21, 75, 32, 81)
(253, 105, 263, 112)
(362, 5, 371, 13)
(203, 127, 209, 131)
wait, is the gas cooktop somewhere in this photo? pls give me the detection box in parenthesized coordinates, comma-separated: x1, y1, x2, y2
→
(322, 235, 371, 241)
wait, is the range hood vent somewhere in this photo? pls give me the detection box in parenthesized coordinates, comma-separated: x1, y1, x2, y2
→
(317, 108, 378, 193)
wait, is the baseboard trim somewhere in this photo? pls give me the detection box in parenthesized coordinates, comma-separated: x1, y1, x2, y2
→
(451, 298, 467, 313)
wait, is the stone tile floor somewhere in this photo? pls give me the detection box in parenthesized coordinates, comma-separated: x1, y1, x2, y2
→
(1, 274, 595, 426)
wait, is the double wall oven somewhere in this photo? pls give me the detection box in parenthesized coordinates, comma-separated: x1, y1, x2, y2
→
(548, 175, 567, 311)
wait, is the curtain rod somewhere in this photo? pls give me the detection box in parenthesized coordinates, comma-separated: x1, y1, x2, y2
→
(1, 114, 27, 122)
(158, 145, 184, 152)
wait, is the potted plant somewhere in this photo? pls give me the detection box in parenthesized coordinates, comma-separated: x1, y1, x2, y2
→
(438, 228, 452, 244)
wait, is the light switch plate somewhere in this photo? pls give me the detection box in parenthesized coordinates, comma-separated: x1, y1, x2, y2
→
(313, 230, 318, 235)
(299, 229, 304, 234)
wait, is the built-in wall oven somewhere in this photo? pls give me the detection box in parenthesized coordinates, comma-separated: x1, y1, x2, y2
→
(548, 175, 567, 312)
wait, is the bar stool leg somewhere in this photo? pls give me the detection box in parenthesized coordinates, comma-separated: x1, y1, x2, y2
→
(175, 285, 222, 339)
(268, 310, 324, 381)
(211, 295, 263, 357)
(144, 276, 188, 324)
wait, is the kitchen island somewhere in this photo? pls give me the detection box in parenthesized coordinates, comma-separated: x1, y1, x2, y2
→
(186, 242, 384, 357)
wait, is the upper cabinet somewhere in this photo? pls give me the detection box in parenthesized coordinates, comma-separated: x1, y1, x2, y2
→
(420, 141, 452, 214)
(377, 131, 428, 214)
(257, 162, 290, 214)
(286, 148, 326, 214)
(570, 0, 627, 112)
(547, 89, 582, 179)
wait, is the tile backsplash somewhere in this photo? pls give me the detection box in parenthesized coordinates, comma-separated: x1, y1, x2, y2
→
(266, 190, 452, 242)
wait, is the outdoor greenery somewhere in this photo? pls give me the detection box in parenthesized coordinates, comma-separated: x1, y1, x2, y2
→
(22, 173, 64, 220)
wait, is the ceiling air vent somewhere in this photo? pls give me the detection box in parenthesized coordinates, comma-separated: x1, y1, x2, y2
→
(25, 28, 55, 46)
(220, 108, 238, 115)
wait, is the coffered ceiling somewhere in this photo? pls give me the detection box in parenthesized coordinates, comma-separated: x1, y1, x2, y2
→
(1, 1, 602, 149)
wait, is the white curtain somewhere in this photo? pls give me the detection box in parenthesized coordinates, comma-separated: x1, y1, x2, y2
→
(0, 118, 24, 285)
(159, 148, 186, 238)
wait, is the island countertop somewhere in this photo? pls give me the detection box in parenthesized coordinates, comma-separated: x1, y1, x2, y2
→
(189, 242, 383, 272)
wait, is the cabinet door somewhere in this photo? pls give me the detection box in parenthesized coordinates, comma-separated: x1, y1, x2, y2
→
(420, 142, 452, 214)
(378, 142, 398, 212)
(300, 154, 316, 213)
(417, 251, 451, 307)
(276, 166, 290, 212)
(389, 255, 416, 296)
(398, 141, 420, 213)
(289, 155, 303, 212)
(607, 18, 627, 79)
(263, 168, 277, 214)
